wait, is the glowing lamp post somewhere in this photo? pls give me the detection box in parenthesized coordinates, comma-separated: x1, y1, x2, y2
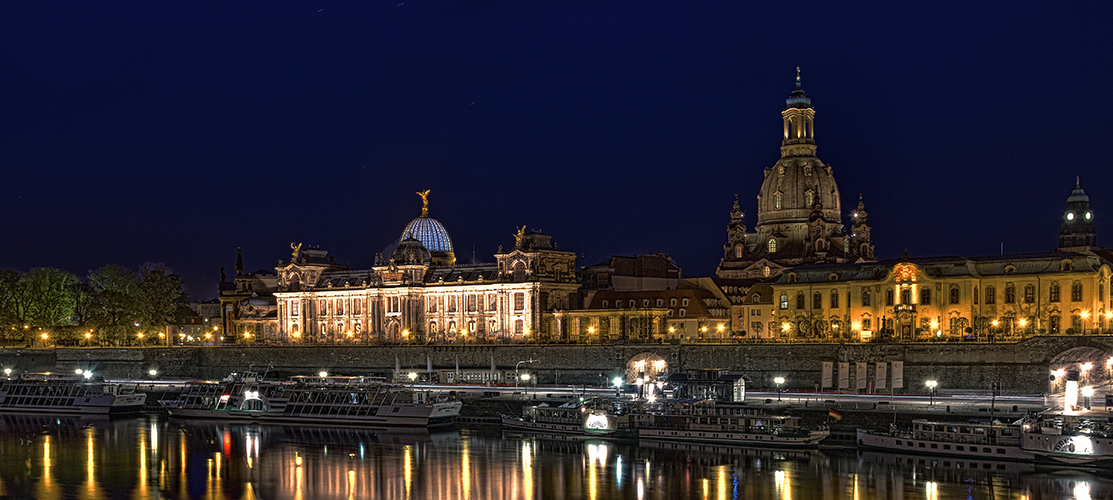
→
(1082, 386, 1094, 410)
(774, 376, 785, 401)
(926, 380, 938, 406)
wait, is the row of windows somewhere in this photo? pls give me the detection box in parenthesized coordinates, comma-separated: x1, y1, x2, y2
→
(602, 298, 690, 308)
(777, 282, 1097, 310)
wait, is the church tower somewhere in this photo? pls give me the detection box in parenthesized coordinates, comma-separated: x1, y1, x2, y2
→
(1058, 177, 1097, 251)
(718, 70, 873, 279)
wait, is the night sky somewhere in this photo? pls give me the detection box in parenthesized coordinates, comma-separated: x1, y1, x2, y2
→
(3, 2, 1111, 300)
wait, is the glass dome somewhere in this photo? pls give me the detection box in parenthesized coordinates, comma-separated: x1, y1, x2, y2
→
(400, 217, 454, 254)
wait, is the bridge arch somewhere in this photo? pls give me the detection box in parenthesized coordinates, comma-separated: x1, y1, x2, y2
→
(625, 352, 668, 383)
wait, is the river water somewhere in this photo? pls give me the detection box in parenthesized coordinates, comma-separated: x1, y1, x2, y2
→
(0, 414, 1107, 499)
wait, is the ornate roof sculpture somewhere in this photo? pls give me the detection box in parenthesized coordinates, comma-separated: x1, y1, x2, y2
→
(400, 189, 455, 266)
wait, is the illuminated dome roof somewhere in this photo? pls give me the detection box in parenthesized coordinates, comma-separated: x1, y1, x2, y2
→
(401, 217, 454, 254)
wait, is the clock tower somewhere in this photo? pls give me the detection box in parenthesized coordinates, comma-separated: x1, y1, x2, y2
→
(1058, 177, 1097, 251)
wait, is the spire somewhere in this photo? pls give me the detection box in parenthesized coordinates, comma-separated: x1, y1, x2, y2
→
(730, 193, 743, 223)
(795, 66, 801, 90)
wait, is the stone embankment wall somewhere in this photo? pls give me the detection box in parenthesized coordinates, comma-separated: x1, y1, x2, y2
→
(0, 337, 1080, 394)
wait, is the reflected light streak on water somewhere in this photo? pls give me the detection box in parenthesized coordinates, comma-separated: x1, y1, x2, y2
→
(0, 415, 1111, 499)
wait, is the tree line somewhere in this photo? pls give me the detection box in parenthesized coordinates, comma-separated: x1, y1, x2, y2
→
(0, 264, 188, 347)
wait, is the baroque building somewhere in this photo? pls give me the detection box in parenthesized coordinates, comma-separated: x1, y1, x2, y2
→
(717, 70, 876, 280)
(219, 192, 581, 343)
(761, 181, 1113, 341)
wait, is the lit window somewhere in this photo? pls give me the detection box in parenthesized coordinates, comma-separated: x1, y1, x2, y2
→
(774, 193, 783, 209)
(768, 239, 777, 253)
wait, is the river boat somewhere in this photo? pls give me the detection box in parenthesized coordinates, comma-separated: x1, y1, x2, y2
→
(633, 399, 828, 448)
(856, 418, 1033, 461)
(0, 373, 146, 415)
(161, 372, 461, 429)
(1021, 410, 1113, 466)
(500, 398, 632, 437)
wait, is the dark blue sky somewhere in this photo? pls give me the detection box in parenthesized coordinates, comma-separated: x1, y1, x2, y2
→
(3, 1, 1111, 300)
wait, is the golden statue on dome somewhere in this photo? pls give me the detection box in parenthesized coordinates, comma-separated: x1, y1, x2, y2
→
(290, 242, 302, 260)
(417, 189, 431, 217)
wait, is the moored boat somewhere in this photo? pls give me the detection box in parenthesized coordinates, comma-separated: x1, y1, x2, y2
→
(161, 372, 461, 429)
(856, 418, 1033, 461)
(0, 373, 146, 415)
(633, 399, 828, 448)
(500, 398, 632, 437)
(1021, 410, 1113, 466)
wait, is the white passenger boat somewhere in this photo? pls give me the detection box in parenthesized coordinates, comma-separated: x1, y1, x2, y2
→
(0, 373, 146, 415)
(634, 399, 828, 448)
(162, 372, 461, 429)
(1021, 410, 1113, 466)
(856, 418, 1033, 461)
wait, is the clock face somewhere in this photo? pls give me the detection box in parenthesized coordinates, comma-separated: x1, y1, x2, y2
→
(1086, 211, 1092, 220)
(1067, 212, 1075, 221)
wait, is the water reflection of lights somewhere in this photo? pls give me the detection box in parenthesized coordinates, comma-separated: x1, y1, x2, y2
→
(86, 428, 96, 494)
(925, 481, 938, 500)
(637, 477, 645, 500)
(586, 442, 609, 467)
(702, 478, 710, 500)
(775, 469, 791, 500)
(462, 438, 471, 500)
(522, 441, 534, 500)
(1074, 480, 1092, 500)
(616, 454, 623, 488)
(404, 445, 414, 500)
(717, 466, 727, 500)
(348, 469, 357, 500)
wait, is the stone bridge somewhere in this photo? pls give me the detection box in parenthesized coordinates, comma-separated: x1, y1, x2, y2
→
(1, 335, 1110, 396)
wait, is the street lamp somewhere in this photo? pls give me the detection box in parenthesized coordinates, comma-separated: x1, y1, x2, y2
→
(2, 368, 10, 378)
(774, 376, 785, 401)
(521, 373, 531, 398)
(926, 380, 938, 405)
(1082, 386, 1094, 410)
(515, 358, 538, 392)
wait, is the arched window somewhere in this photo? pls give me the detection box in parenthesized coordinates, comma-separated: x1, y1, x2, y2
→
(734, 244, 744, 258)
(1050, 284, 1061, 302)
(1024, 284, 1035, 303)
(768, 239, 777, 253)
(1005, 285, 1015, 304)
(805, 190, 814, 207)
(830, 290, 839, 308)
(291, 323, 300, 337)
(796, 293, 805, 309)
(949, 287, 959, 304)
(1071, 283, 1083, 302)
(779, 293, 788, 310)
(513, 263, 526, 282)
(885, 289, 894, 306)
(514, 319, 524, 334)
(921, 288, 931, 305)
(985, 286, 996, 304)
(861, 288, 871, 307)
(900, 289, 911, 305)
(774, 193, 783, 209)
(813, 292, 823, 309)
(752, 293, 762, 304)
(973, 286, 979, 304)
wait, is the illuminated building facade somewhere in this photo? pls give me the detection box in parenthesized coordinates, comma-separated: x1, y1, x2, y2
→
(766, 182, 1112, 340)
(717, 70, 876, 280)
(255, 194, 580, 343)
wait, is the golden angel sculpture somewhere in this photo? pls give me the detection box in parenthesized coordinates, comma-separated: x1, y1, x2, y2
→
(417, 189, 430, 217)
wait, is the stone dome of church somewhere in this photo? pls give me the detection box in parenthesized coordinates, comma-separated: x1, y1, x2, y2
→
(756, 158, 842, 225)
